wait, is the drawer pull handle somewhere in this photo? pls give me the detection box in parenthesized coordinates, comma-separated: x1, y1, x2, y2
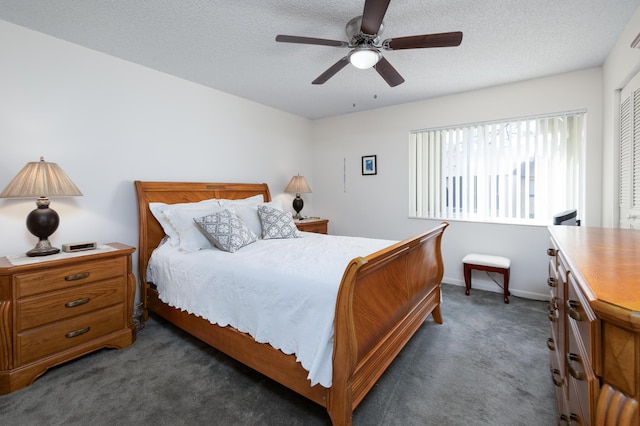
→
(550, 368, 564, 387)
(547, 248, 557, 256)
(65, 326, 90, 338)
(65, 297, 90, 308)
(547, 337, 555, 351)
(566, 353, 585, 380)
(569, 413, 582, 425)
(65, 272, 90, 281)
(567, 300, 582, 321)
(547, 277, 557, 288)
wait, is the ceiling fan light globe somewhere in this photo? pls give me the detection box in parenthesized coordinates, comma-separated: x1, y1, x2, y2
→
(349, 47, 381, 69)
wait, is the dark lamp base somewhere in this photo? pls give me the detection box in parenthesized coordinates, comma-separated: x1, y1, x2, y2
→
(27, 239, 60, 257)
(292, 195, 304, 220)
(25, 201, 61, 257)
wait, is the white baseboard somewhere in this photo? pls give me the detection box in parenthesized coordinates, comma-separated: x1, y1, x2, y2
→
(442, 278, 550, 302)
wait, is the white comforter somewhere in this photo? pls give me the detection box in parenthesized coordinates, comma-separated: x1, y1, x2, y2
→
(147, 232, 394, 387)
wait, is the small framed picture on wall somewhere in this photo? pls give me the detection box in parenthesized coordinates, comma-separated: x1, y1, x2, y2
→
(362, 155, 377, 175)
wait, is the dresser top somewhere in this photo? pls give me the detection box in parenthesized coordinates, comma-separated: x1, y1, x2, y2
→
(549, 226, 640, 316)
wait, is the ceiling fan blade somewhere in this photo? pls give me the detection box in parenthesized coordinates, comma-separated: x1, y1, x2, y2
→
(312, 57, 350, 85)
(276, 35, 348, 47)
(385, 31, 463, 50)
(361, 0, 391, 35)
(374, 57, 405, 87)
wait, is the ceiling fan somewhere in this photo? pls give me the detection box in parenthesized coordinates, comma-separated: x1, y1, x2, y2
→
(275, 0, 463, 87)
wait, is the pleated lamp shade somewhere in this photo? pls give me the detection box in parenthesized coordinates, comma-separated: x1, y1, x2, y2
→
(284, 175, 312, 195)
(0, 157, 82, 198)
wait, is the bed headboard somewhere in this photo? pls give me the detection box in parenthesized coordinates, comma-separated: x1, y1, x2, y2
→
(134, 181, 272, 291)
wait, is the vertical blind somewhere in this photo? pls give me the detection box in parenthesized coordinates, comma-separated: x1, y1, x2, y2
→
(619, 86, 640, 210)
(620, 94, 632, 208)
(618, 69, 640, 229)
(410, 112, 585, 224)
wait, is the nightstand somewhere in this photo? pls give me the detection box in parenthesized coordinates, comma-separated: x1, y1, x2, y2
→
(0, 243, 137, 394)
(295, 218, 329, 234)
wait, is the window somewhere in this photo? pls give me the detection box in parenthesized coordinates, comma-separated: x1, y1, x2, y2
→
(409, 112, 585, 225)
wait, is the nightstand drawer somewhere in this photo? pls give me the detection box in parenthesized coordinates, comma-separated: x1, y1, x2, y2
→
(295, 219, 328, 234)
(17, 304, 125, 365)
(15, 257, 126, 298)
(16, 277, 125, 331)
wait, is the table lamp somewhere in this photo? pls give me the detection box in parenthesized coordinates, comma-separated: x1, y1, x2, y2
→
(0, 157, 82, 256)
(284, 174, 311, 219)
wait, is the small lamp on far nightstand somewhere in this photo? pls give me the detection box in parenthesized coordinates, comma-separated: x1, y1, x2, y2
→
(0, 157, 82, 257)
(284, 174, 312, 219)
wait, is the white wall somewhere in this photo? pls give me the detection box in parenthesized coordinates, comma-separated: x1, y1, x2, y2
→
(602, 7, 640, 227)
(311, 68, 603, 300)
(0, 21, 313, 277)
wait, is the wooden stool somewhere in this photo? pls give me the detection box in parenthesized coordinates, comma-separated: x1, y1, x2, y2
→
(463, 253, 511, 303)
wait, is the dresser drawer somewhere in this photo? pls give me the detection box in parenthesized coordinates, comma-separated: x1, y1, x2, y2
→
(15, 257, 126, 298)
(567, 376, 586, 425)
(547, 237, 559, 270)
(547, 258, 559, 299)
(567, 319, 599, 425)
(16, 277, 125, 331)
(567, 273, 598, 362)
(16, 304, 125, 365)
(548, 289, 560, 344)
(548, 322, 565, 391)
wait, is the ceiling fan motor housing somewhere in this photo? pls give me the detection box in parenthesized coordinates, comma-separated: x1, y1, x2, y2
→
(346, 16, 383, 46)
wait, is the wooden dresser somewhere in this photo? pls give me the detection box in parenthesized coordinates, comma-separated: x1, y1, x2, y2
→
(547, 226, 640, 424)
(0, 243, 137, 394)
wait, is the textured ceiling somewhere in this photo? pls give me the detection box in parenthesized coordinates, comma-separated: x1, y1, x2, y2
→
(0, 0, 638, 119)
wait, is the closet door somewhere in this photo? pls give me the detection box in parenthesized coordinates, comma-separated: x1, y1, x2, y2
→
(619, 71, 640, 229)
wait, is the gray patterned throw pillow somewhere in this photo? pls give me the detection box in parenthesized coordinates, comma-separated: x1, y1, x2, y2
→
(257, 205, 300, 239)
(193, 209, 257, 252)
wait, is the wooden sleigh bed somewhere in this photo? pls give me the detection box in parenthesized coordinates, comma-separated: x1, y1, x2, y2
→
(135, 181, 448, 425)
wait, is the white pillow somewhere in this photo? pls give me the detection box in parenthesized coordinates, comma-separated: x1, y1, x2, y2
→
(218, 194, 264, 206)
(258, 205, 299, 239)
(194, 209, 257, 253)
(149, 198, 220, 247)
(164, 205, 226, 252)
(231, 200, 284, 237)
(149, 202, 179, 244)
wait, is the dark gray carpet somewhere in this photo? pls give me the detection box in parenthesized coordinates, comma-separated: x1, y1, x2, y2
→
(0, 284, 557, 425)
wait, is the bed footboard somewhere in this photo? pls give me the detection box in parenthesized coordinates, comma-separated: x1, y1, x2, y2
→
(329, 223, 448, 425)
